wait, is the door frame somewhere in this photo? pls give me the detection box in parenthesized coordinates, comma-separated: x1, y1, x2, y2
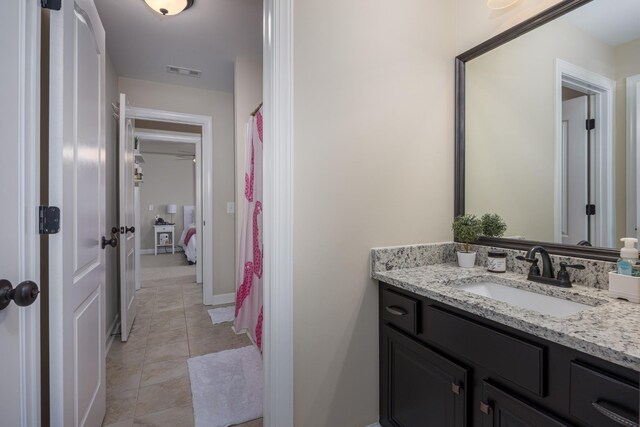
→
(262, 0, 294, 424)
(554, 59, 616, 248)
(16, 0, 42, 425)
(134, 128, 203, 283)
(626, 74, 640, 238)
(126, 107, 211, 302)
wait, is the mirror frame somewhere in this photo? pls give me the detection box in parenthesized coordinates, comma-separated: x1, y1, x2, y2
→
(454, 0, 620, 262)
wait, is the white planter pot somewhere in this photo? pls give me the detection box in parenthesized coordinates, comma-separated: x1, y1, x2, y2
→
(457, 251, 477, 268)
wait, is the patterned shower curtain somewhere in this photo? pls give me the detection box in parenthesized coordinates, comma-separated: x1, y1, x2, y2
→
(234, 106, 264, 351)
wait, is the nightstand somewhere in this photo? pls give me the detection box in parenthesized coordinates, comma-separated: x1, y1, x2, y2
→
(154, 224, 175, 255)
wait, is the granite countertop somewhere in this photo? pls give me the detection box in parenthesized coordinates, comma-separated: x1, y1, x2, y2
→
(373, 263, 640, 372)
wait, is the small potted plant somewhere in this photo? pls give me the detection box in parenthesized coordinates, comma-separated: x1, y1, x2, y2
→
(452, 214, 483, 268)
(481, 213, 507, 238)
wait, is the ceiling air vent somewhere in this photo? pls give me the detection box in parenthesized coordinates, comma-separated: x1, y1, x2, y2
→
(166, 65, 202, 78)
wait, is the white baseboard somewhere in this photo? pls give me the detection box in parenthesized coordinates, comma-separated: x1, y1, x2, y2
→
(207, 292, 235, 306)
(140, 248, 184, 255)
(105, 313, 120, 354)
(365, 423, 381, 427)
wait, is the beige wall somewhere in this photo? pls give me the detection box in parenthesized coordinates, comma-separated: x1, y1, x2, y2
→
(138, 152, 195, 251)
(233, 56, 263, 283)
(293, 1, 455, 425)
(287, 2, 625, 425)
(615, 38, 640, 240)
(105, 53, 119, 340)
(119, 77, 236, 296)
(465, 20, 615, 242)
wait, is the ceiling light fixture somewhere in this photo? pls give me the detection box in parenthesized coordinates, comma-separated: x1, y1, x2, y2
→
(486, 0, 520, 10)
(144, 0, 194, 16)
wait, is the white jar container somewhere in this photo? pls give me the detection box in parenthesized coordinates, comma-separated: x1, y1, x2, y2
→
(487, 251, 507, 273)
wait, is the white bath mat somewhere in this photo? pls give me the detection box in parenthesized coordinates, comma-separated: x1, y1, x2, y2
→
(188, 345, 263, 427)
(208, 306, 235, 324)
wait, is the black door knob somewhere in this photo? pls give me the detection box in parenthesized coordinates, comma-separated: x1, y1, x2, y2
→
(125, 226, 135, 234)
(0, 279, 40, 310)
(102, 227, 119, 249)
(101, 235, 118, 249)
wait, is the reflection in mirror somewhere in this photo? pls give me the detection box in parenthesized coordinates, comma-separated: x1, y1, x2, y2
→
(465, 0, 640, 249)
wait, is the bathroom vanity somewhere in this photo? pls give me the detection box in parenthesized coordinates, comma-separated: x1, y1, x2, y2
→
(376, 0, 640, 423)
(372, 244, 640, 426)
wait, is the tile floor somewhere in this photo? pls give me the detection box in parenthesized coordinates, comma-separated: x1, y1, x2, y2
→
(103, 254, 261, 427)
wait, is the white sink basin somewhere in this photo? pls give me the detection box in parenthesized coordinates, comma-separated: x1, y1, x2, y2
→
(458, 281, 592, 317)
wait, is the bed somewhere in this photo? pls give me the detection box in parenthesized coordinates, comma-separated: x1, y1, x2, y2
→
(179, 205, 197, 264)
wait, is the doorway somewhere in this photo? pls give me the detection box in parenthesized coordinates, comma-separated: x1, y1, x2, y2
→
(135, 127, 201, 294)
(125, 107, 210, 301)
(134, 127, 202, 272)
(555, 59, 616, 248)
(5, 0, 295, 425)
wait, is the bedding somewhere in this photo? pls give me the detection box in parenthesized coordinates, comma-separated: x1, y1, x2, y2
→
(179, 224, 197, 264)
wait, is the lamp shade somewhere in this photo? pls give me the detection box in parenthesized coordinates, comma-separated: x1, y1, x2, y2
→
(144, 0, 194, 16)
(167, 204, 177, 215)
(486, 0, 520, 9)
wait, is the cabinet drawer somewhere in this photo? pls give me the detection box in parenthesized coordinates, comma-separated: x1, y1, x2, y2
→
(155, 225, 173, 232)
(425, 306, 545, 396)
(381, 289, 419, 335)
(570, 361, 639, 426)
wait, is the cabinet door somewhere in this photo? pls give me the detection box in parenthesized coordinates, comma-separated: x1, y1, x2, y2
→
(480, 382, 569, 427)
(381, 325, 467, 427)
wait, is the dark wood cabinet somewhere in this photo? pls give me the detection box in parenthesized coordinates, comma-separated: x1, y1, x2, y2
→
(378, 282, 640, 427)
(480, 382, 568, 427)
(381, 324, 467, 427)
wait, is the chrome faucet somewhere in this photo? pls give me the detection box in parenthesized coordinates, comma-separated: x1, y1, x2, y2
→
(517, 245, 584, 288)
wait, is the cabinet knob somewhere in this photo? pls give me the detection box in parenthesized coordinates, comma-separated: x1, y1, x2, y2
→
(480, 401, 492, 415)
(451, 383, 462, 395)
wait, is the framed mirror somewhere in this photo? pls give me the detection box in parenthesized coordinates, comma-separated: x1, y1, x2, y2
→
(455, 0, 640, 261)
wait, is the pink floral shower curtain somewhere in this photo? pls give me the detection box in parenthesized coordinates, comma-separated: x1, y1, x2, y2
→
(234, 106, 264, 351)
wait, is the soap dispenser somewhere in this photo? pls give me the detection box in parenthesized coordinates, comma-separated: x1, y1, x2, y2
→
(618, 238, 639, 276)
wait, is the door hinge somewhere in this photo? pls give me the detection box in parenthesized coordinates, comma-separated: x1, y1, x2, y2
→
(586, 118, 596, 131)
(586, 204, 596, 216)
(41, 0, 61, 10)
(39, 206, 60, 234)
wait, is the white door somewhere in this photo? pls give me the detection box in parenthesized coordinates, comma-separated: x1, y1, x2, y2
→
(49, 0, 107, 425)
(119, 93, 137, 341)
(0, 1, 41, 426)
(561, 96, 592, 246)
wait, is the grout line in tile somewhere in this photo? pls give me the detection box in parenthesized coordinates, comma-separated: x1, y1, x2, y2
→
(183, 283, 193, 357)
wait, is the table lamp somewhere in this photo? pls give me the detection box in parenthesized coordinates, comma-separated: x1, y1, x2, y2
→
(167, 204, 177, 224)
